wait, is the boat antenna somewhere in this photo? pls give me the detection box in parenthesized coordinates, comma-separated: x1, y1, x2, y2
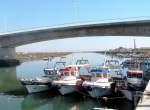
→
(103, 51, 107, 66)
(47, 56, 54, 68)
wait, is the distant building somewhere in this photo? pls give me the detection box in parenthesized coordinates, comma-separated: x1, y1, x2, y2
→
(111, 47, 132, 53)
(134, 39, 136, 49)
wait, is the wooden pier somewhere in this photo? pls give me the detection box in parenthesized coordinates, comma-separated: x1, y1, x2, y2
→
(136, 80, 150, 110)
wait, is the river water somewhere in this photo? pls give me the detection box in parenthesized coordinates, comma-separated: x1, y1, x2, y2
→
(0, 53, 133, 110)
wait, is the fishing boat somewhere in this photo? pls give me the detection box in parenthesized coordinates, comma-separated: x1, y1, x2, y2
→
(20, 76, 51, 93)
(126, 70, 144, 89)
(82, 66, 113, 98)
(76, 57, 91, 67)
(105, 59, 123, 79)
(120, 59, 145, 101)
(43, 60, 66, 82)
(52, 65, 82, 95)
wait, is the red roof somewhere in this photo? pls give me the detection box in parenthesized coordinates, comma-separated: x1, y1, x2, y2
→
(59, 67, 78, 73)
(127, 70, 143, 75)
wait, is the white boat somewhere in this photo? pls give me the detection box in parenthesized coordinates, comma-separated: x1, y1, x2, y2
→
(82, 66, 113, 98)
(20, 77, 50, 93)
(52, 66, 82, 95)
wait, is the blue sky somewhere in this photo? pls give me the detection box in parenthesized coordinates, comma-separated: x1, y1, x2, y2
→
(1, 0, 150, 52)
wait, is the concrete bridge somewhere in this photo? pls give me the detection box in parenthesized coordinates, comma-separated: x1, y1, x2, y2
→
(1, 20, 150, 65)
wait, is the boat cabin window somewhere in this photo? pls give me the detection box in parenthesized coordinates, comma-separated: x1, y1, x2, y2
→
(94, 72, 110, 78)
(127, 73, 143, 78)
(90, 67, 111, 78)
(137, 74, 143, 78)
(103, 74, 108, 78)
(105, 60, 119, 67)
(95, 73, 102, 77)
(71, 72, 75, 76)
(44, 70, 57, 75)
(63, 72, 70, 76)
(76, 59, 89, 65)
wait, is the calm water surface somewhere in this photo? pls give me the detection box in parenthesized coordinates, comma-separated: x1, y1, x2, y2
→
(0, 53, 133, 110)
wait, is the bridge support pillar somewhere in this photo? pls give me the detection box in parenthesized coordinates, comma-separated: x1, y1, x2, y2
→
(0, 47, 20, 67)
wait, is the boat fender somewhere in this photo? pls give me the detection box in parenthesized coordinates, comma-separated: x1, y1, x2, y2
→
(76, 80, 83, 89)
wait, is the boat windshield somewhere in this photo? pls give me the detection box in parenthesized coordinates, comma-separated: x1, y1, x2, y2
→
(61, 71, 76, 76)
(127, 74, 143, 78)
(76, 58, 89, 65)
(90, 68, 110, 73)
(44, 69, 57, 75)
(127, 72, 143, 78)
(105, 60, 120, 67)
(63, 72, 70, 76)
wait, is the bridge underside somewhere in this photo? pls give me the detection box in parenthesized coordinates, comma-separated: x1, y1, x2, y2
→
(1, 20, 150, 66)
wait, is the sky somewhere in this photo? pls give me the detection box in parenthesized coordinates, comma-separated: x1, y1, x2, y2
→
(1, 0, 150, 52)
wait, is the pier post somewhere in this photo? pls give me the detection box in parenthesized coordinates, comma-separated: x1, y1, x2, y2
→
(0, 47, 20, 66)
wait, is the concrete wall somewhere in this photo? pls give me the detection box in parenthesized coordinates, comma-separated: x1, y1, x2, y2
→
(0, 47, 16, 59)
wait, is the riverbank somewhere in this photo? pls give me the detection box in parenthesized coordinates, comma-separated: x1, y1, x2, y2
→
(16, 52, 72, 62)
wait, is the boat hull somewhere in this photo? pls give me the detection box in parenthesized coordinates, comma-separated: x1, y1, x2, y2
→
(85, 86, 111, 98)
(53, 79, 80, 95)
(127, 78, 143, 88)
(58, 85, 78, 95)
(25, 85, 49, 93)
(120, 90, 133, 101)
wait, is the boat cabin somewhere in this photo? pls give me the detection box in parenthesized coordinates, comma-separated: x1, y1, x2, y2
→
(59, 67, 79, 77)
(105, 59, 120, 69)
(90, 67, 112, 82)
(121, 60, 140, 69)
(76, 58, 91, 67)
(44, 68, 58, 76)
(127, 70, 143, 79)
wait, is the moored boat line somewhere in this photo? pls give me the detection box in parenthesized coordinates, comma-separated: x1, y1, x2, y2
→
(19, 57, 149, 110)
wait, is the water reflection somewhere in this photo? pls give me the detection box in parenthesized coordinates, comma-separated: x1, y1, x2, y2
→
(105, 99, 133, 110)
(52, 95, 100, 110)
(0, 67, 25, 95)
(21, 92, 53, 110)
(21, 92, 133, 110)
(21, 92, 100, 110)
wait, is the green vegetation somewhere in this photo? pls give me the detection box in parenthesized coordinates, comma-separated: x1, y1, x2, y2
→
(16, 52, 72, 61)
